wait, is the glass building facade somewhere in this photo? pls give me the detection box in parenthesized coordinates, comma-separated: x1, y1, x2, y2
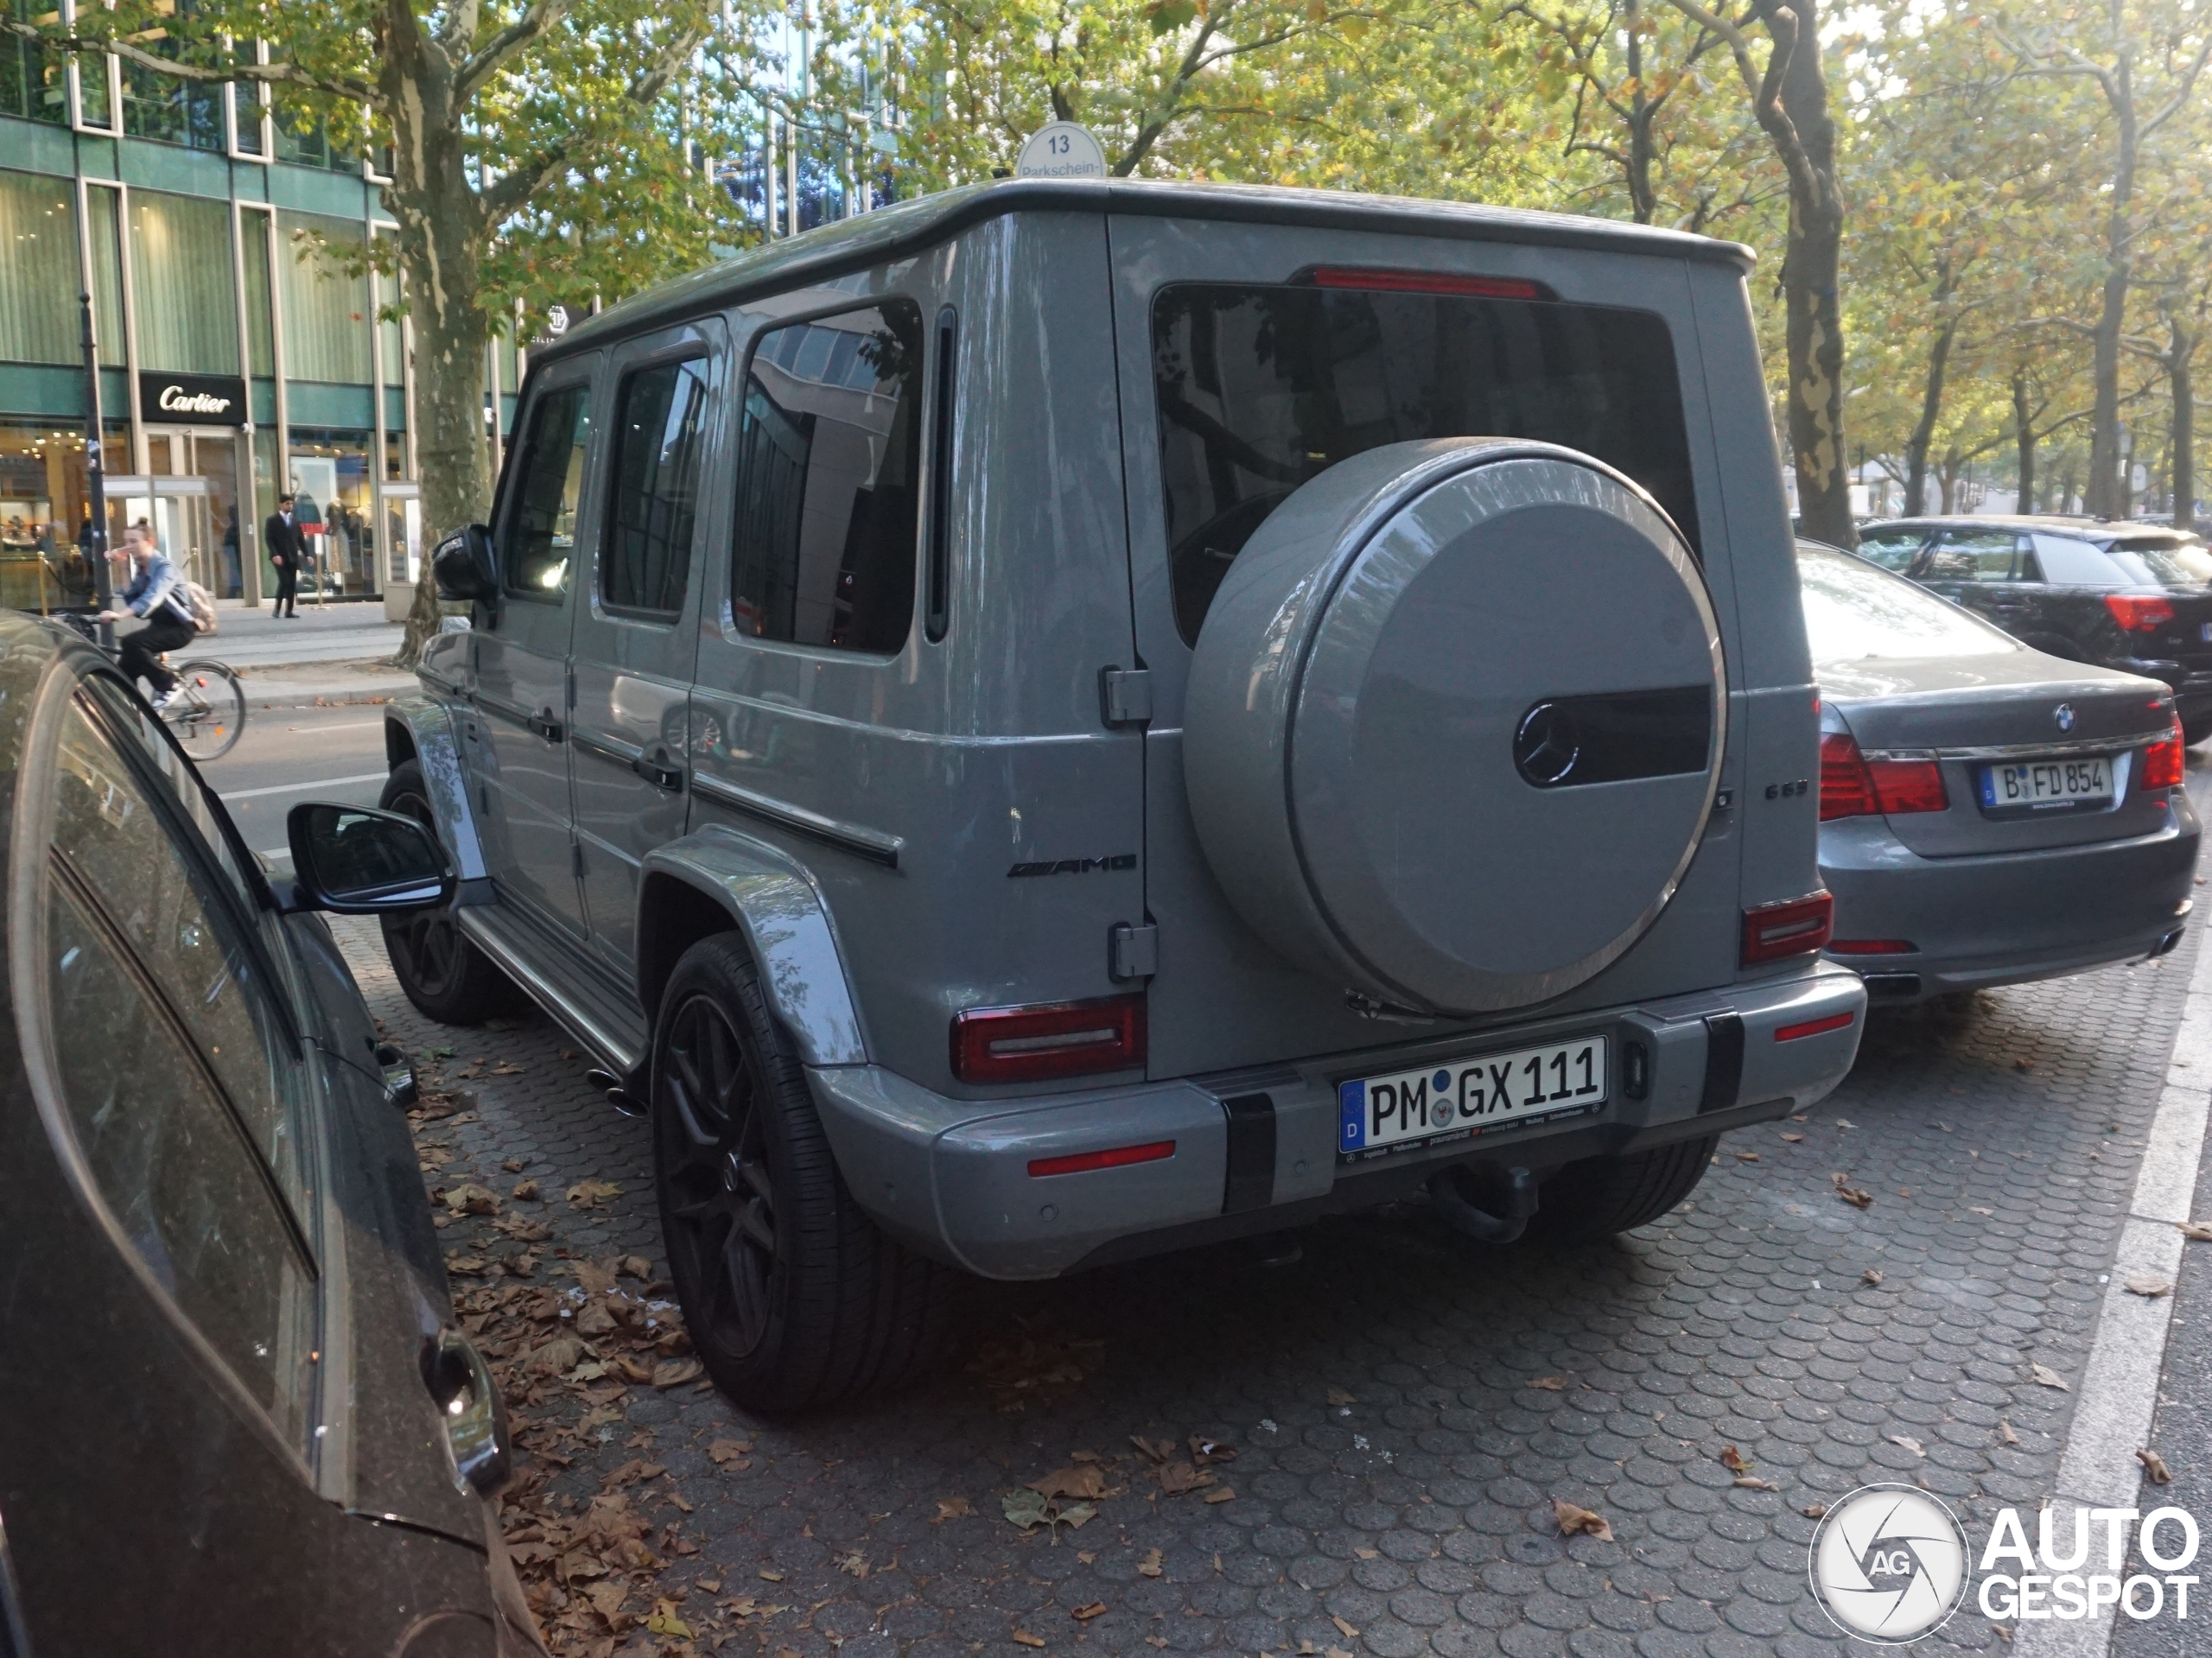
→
(0, 40, 520, 610)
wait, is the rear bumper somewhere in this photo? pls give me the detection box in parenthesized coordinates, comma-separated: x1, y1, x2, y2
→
(1821, 808, 2199, 1001)
(808, 965, 1866, 1280)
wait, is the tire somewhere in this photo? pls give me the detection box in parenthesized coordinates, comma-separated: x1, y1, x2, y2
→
(377, 759, 524, 1024)
(1528, 1134, 1717, 1243)
(652, 935, 953, 1413)
(2183, 714, 2212, 748)
(165, 660, 245, 760)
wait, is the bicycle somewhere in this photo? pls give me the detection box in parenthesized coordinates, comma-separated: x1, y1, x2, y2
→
(55, 610, 248, 761)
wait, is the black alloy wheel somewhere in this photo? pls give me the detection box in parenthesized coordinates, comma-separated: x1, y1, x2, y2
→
(378, 759, 523, 1023)
(658, 988, 779, 1358)
(651, 936, 954, 1413)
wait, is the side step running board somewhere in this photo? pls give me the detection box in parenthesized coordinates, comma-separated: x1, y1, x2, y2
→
(457, 908, 648, 1082)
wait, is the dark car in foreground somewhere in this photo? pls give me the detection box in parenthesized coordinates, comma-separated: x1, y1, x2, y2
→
(1855, 515, 2212, 743)
(0, 612, 543, 1656)
(1802, 542, 2198, 1002)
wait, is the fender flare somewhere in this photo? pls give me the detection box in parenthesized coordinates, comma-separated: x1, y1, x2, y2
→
(382, 696, 494, 904)
(639, 826, 869, 1068)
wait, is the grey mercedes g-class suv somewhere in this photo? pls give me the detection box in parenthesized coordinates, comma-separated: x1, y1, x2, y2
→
(385, 178, 1866, 1411)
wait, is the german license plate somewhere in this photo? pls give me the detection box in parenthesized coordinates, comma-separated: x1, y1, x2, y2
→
(1977, 755, 2113, 816)
(1338, 1036, 1608, 1161)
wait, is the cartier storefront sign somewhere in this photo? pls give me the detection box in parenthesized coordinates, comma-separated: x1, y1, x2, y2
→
(138, 372, 248, 426)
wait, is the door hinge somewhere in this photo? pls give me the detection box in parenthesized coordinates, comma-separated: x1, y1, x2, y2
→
(1099, 666, 1153, 728)
(1109, 920, 1158, 981)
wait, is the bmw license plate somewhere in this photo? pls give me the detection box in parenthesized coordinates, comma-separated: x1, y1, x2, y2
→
(1977, 755, 2113, 816)
(1338, 1036, 1608, 1162)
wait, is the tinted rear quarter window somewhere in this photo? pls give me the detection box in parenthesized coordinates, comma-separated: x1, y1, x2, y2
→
(1152, 283, 1699, 644)
(2029, 534, 2122, 586)
(2107, 536, 2212, 588)
(730, 302, 923, 654)
(1854, 529, 1925, 572)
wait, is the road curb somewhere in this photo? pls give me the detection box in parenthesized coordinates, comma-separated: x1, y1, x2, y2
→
(2013, 928, 2212, 1658)
(245, 680, 415, 711)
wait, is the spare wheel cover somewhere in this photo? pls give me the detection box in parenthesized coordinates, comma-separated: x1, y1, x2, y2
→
(1181, 437, 1725, 1015)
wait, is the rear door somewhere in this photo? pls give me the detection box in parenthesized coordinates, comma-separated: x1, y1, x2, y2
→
(474, 365, 598, 936)
(1911, 527, 2021, 625)
(569, 321, 723, 981)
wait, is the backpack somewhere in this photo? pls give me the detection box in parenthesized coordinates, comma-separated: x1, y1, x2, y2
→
(183, 581, 219, 635)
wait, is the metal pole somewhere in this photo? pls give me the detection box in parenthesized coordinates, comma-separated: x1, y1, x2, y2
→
(79, 292, 112, 646)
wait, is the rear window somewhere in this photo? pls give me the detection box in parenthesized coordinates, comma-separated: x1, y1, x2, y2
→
(1152, 283, 1699, 644)
(2105, 536, 2212, 588)
(1799, 544, 2017, 662)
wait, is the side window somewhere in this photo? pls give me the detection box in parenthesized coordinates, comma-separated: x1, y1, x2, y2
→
(1854, 530, 1924, 573)
(2033, 534, 2123, 586)
(38, 696, 315, 1440)
(602, 354, 712, 618)
(52, 694, 306, 1214)
(501, 382, 592, 600)
(1922, 531, 2018, 581)
(731, 302, 924, 654)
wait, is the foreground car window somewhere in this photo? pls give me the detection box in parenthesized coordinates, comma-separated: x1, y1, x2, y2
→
(42, 875, 317, 1442)
(1152, 283, 1697, 643)
(51, 696, 308, 1217)
(1800, 546, 2016, 661)
(730, 302, 924, 654)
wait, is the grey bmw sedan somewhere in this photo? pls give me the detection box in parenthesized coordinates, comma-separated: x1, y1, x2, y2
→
(1804, 541, 2200, 1002)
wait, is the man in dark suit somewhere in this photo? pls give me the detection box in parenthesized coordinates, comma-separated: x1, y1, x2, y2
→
(264, 492, 302, 617)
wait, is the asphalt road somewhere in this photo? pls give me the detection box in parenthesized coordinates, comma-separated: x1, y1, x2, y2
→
(200, 701, 393, 861)
(314, 750, 2212, 1658)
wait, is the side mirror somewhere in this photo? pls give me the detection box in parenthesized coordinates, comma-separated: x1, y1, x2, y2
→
(283, 802, 455, 914)
(430, 523, 498, 603)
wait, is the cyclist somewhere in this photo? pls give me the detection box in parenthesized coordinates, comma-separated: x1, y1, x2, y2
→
(96, 525, 196, 711)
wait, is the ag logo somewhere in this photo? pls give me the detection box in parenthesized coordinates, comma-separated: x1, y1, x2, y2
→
(1808, 1483, 1969, 1642)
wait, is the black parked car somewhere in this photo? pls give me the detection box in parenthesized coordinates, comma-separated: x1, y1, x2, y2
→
(1857, 516, 2212, 743)
(0, 612, 543, 1656)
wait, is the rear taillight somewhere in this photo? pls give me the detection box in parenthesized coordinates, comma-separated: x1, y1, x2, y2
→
(2144, 718, 2186, 789)
(2105, 594, 2177, 632)
(950, 994, 1146, 1083)
(1742, 892, 1834, 966)
(1820, 732, 1948, 821)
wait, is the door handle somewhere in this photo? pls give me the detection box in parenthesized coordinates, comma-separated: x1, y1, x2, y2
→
(632, 753, 684, 792)
(529, 711, 565, 743)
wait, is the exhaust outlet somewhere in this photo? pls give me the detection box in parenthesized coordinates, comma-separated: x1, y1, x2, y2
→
(1428, 1165, 1538, 1243)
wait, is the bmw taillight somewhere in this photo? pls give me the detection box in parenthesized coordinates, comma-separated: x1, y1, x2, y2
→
(1820, 732, 1948, 821)
(2105, 594, 2177, 632)
(950, 994, 1147, 1083)
(2143, 718, 2186, 789)
(1742, 892, 1834, 965)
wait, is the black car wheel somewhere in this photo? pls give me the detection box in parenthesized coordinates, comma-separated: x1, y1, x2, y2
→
(652, 936, 952, 1413)
(378, 759, 524, 1024)
(1528, 1134, 1716, 1243)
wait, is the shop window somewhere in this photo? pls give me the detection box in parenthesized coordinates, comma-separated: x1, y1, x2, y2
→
(730, 302, 922, 654)
(0, 169, 79, 366)
(286, 429, 374, 598)
(278, 213, 372, 384)
(0, 417, 124, 610)
(0, 0, 66, 124)
(130, 190, 241, 377)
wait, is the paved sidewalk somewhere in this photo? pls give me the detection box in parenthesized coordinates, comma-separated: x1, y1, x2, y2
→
(328, 905, 2207, 1658)
(210, 595, 405, 669)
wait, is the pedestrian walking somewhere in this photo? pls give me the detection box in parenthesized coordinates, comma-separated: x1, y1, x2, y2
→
(265, 492, 303, 617)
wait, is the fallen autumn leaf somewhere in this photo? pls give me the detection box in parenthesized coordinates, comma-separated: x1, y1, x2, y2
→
(1553, 1498, 1614, 1542)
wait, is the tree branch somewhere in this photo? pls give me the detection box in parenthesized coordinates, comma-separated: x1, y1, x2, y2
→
(0, 17, 378, 103)
(480, 19, 704, 219)
(455, 0, 583, 105)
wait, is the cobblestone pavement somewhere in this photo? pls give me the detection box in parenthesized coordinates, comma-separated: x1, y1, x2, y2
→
(332, 910, 2201, 1658)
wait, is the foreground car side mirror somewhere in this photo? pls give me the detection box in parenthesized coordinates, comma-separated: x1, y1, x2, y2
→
(430, 522, 498, 604)
(283, 802, 454, 914)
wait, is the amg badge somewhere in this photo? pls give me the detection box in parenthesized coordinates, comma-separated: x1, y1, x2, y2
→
(1007, 853, 1138, 878)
